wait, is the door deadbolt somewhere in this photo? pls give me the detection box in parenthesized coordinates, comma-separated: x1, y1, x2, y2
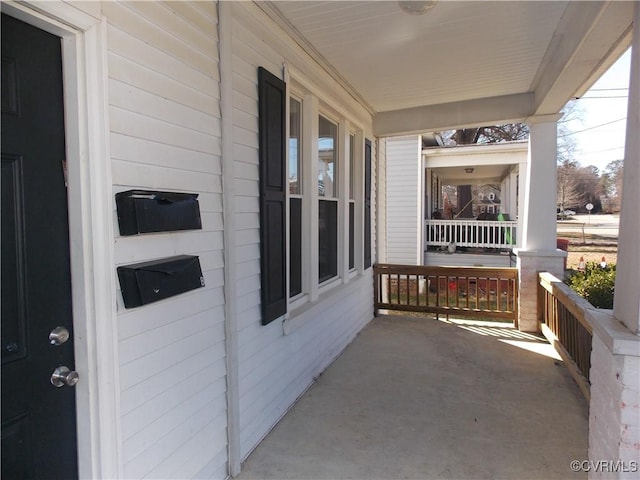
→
(49, 326, 70, 346)
(51, 366, 79, 388)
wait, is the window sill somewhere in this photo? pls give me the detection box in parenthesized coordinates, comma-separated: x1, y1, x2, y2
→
(288, 292, 309, 312)
(318, 276, 342, 296)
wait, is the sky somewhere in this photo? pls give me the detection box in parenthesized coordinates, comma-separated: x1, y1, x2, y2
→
(564, 49, 631, 173)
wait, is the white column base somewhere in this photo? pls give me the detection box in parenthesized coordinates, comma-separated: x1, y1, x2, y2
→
(588, 310, 640, 479)
(514, 248, 566, 332)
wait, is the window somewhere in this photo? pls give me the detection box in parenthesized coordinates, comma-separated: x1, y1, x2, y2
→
(289, 99, 302, 195)
(289, 98, 302, 297)
(318, 115, 337, 198)
(318, 115, 338, 283)
(258, 66, 372, 323)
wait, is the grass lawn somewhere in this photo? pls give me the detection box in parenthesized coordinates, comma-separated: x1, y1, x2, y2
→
(557, 230, 618, 269)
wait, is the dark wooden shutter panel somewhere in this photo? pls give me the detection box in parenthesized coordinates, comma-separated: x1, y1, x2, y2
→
(258, 67, 287, 325)
(364, 139, 372, 269)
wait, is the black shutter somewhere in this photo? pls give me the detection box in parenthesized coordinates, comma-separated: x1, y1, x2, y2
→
(364, 139, 372, 269)
(258, 67, 287, 325)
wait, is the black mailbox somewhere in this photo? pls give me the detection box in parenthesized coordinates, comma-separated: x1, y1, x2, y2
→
(117, 255, 205, 308)
(116, 190, 202, 235)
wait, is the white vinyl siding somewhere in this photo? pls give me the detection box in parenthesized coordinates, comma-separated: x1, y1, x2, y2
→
(385, 135, 423, 265)
(104, 1, 227, 478)
(230, 2, 375, 460)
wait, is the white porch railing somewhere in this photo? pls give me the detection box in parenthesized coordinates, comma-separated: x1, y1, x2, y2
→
(425, 219, 517, 249)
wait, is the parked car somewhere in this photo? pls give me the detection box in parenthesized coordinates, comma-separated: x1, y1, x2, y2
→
(563, 210, 576, 215)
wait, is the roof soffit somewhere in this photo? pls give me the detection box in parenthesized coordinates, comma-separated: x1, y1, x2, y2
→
(263, 1, 633, 135)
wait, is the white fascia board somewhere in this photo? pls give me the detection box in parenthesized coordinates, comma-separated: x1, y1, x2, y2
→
(374, 93, 534, 137)
(424, 146, 528, 169)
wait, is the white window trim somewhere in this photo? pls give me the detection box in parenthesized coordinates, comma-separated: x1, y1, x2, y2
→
(354, 129, 366, 275)
(348, 130, 357, 274)
(288, 292, 309, 313)
(286, 90, 305, 304)
(284, 82, 366, 316)
(317, 111, 341, 286)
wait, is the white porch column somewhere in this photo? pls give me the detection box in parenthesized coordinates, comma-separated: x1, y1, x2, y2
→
(589, 3, 640, 476)
(516, 161, 527, 248)
(502, 167, 516, 221)
(515, 116, 565, 331)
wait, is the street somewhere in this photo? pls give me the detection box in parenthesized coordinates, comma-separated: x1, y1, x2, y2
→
(557, 214, 619, 241)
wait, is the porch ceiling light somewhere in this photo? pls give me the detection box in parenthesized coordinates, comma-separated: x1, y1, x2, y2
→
(465, 168, 474, 174)
(398, 1, 438, 15)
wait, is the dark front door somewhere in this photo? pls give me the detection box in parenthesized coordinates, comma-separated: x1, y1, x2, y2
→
(2, 14, 79, 479)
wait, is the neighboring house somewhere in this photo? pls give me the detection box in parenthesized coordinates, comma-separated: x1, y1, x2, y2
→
(383, 137, 527, 267)
(1, 2, 638, 480)
(474, 185, 502, 216)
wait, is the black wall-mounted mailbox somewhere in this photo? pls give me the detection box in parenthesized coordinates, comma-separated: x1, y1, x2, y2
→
(116, 190, 202, 236)
(117, 255, 205, 308)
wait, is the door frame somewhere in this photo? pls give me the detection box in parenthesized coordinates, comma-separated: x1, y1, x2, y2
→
(1, 2, 121, 478)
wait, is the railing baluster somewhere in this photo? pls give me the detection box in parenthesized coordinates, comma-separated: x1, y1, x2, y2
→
(466, 276, 470, 309)
(394, 274, 398, 304)
(424, 220, 518, 249)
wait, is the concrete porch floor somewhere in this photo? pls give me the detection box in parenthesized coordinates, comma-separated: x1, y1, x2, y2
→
(238, 315, 588, 480)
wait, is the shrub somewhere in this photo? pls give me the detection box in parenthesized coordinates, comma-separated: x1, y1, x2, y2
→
(566, 262, 616, 309)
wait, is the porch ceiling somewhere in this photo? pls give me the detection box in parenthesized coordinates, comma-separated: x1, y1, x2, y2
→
(262, 1, 634, 136)
(431, 164, 510, 185)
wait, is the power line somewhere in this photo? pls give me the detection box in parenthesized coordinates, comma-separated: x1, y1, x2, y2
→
(559, 117, 626, 137)
(579, 146, 625, 155)
(577, 96, 628, 99)
(588, 87, 628, 91)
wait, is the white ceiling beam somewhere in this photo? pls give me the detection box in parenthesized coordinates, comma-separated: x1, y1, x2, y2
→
(532, 1, 634, 114)
(373, 93, 534, 137)
(425, 146, 528, 169)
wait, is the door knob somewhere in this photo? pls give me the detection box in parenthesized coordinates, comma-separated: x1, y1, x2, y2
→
(51, 366, 79, 387)
(49, 326, 70, 346)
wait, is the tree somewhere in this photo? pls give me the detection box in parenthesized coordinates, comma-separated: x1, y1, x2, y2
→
(557, 160, 584, 211)
(437, 99, 582, 152)
(556, 100, 582, 164)
(575, 165, 603, 212)
(578, 165, 603, 209)
(601, 159, 623, 212)
(556, 161, 604, 212)
(441, 123, 529, 146)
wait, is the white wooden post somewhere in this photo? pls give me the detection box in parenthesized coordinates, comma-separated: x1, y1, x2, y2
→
(588, 3, 640, 474)
(515, 116, 566, 331)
